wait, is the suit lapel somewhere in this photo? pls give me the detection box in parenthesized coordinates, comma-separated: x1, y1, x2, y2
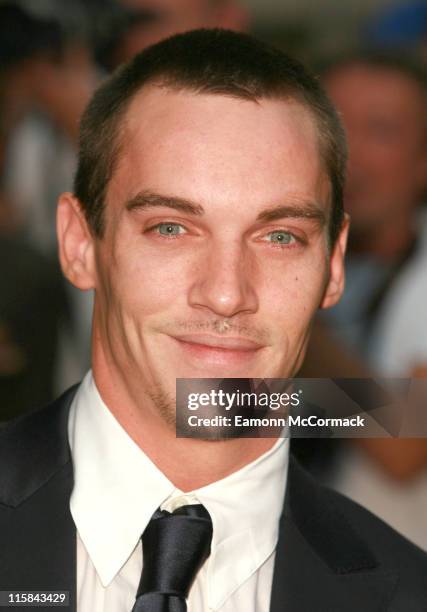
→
(270, 456, 397, 611)
(0, 386, 79, 611)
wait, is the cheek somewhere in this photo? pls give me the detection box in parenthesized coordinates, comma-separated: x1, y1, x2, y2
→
(259, 253, 328, 331)
(108, 242, 193, 318)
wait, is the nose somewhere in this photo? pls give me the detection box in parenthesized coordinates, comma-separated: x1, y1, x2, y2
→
(188, 239, 259, 318)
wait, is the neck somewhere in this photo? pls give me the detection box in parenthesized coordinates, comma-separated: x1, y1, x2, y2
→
(92, 350, 277, 491)
(349, 213, 415, 261)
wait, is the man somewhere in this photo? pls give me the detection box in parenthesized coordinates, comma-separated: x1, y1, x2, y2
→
(0, 30, 426, 612)
(94, 0, 249, 71)
(319, 51, 427, 373)
(300, 52, 427, 550)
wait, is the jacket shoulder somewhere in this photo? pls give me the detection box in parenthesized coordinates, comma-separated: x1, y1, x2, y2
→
(287, 456, 427, 609)
(0, 385, 79, 507)
(319, 478, 427, 605)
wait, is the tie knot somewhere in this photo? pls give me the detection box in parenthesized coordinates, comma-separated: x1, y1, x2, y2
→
(152, 503, 212, 522)
(134, 503, 213, 610)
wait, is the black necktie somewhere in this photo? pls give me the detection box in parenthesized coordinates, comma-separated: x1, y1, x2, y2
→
(132, 504, 213, 612)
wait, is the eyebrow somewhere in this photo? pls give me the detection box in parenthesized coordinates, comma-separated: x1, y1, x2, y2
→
(255, 203, 327, 226)
(125, 189, 327, 226)
(125, 190, 204, 216)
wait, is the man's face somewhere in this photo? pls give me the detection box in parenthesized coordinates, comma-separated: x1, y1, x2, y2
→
(72, 88, 346, 422)
(324, 64, 427, 235)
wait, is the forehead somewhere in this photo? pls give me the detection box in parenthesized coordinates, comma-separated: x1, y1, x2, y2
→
(108, 85, 328, 213)
(325, 64, 426, 120)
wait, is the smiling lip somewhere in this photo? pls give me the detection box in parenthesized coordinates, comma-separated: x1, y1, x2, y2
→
(171, 333, 264, 351)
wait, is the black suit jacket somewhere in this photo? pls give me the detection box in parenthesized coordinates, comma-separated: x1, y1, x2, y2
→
(1, 386, 426, 611)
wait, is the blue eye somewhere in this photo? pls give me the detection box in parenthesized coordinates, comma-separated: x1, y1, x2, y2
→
(156, 223, 185, 236)
(267, 231, 294, 245)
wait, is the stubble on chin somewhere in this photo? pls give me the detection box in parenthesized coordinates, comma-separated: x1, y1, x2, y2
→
(145, 385, 177, 428)
(145, 384, 235, 442)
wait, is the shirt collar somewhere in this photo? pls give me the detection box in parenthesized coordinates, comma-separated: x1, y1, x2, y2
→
(68, 371, 289, 608)
(193, 433, 288, 608)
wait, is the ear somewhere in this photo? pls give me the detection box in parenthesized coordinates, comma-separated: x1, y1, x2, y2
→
(320, 214, 350, 309)
(57, 192, 96, 290)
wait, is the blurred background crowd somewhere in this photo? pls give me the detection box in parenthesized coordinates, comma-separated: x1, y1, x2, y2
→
(1, 0, 427, 549)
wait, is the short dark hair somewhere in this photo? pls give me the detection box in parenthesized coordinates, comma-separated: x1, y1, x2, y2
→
(74, 28, 347, 244)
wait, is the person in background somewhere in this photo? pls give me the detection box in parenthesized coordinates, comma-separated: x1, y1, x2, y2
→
(93, 0, 249, 72)
(321, 51, 427, 373)
(1, 2, 96, 251)
(0, 5, 75, 418)
(0, 3, 98, 402)
(300, 50, 427, 549)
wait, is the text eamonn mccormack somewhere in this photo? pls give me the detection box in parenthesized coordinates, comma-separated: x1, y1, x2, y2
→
(187, 415, 366, 428)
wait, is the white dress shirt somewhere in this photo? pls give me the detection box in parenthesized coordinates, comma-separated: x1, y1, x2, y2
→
(68, 371, 289, 612)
